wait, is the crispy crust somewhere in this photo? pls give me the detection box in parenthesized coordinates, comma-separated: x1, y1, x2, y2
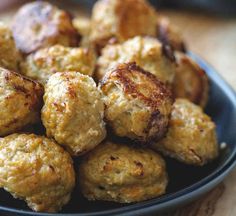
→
(173, 52, 209, 107)
(0, 67, 44, 136)
(0, 133, 75, 212)
(42, 72, 106, 155)
(90, 0, 158, 51)
(101, 62, 173, 110)
(11, 1, 79, 54)
(151, 99, 218, 166)
(100, 62, 173, 143)
(79, 141, 168, 203)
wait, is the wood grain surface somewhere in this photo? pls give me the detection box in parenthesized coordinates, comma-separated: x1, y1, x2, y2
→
(0, 2, 236, 216)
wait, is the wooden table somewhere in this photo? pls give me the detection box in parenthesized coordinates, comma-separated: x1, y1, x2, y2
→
(0, 2, 236, 216)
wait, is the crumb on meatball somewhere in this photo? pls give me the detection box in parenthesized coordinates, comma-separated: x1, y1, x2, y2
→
(79, 141, 168, 203)
(156, 16, 186, 52)
(11, 1, 79, 54)
(21, 45, 96, 84)
(96, 36, 176, 83)
(100, 62, 173, 143)
(173, 52, 209, 108)
(42, 72, 106, 156)
(0, 133, 75, 212)
(0, 22, 21, 71)
(90, 0, 158, 51)
(151, 99, 218, 166)
(0, 67, 43, 136)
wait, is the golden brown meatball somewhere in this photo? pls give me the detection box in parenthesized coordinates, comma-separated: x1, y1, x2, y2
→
(173, 52, 209, 107)
(11, 1, 79, 54)
(21, 45, 96, 84)
(42, 72, 106, 156)
(0, 133, 75, 212)
(90, 0, 158, 50)
(96, 36, 176, 83)
(72, 17, 91, 47)
(157, 16, 186, 52)
(79, 141, 168, 203)
(0, 23, 21, 71)
(151, 99, 218, 166)
(100, 62, 173, 143)
(0, 68, 43, 136)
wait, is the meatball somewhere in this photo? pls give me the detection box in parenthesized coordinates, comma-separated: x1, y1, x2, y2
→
(72, 17, 91, 47)
(151, 99, 218, 166)
(79, 141, 168, 203)
(11, 1, 79, 54)
(173, 52, 209, 107)
(0, 133, 75, 212)
(42, 72, 106, 156)
(157, 16, 186, 52)
(100, 62, 173, 143)
(21, 45, 96, 84)
(0, 23, 21, 71)
(96, 36, 176, 83)
(0, 68, 43, 136)
(90, 0, 158, 50)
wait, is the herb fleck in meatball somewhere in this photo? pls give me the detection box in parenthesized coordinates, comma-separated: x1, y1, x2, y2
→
(96, 36, 176, 83)
(100, 62, 173, 143)
(42, 72, 106, 156)
(0, 133, 75, 212)
(11, 1, 79, 54)
(90, 0, 158, 51)
(0, 68, 43, 136)
(0, 23, 21, 71)
(152, 99, 218, 166)
(79, 141, 168, 203)
(21, 45, 96, 84)
(173, 52, 209, 108)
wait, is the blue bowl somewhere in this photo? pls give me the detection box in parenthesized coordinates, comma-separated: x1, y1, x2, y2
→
(0, 53, 236, 215)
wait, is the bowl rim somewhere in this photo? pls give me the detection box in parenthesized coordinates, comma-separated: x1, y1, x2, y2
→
(0, 53, 236, 216)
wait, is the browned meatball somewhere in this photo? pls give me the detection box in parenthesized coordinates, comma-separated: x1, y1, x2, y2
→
(100, 62, 173, 143)
(151, 99, 218, 166)
(0, 67, 43, 136)
(157, 16, 186, 52)
(0, 23, 21, 72)
(11, 1, 79, 54)
(96, 36, 176, 83)
(42, 72, 106, 156)
(79, 141, 168, 203)
(90, 0, 158, 51)
(0, 133, 75, 212)
(173, 52, 209, 107)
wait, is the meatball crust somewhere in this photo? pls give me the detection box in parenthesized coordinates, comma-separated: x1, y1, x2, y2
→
(0, 68, 43, 136)
(173, 52, 209, 107)
(21, 45, 96, 84)
(152, 99, 218, 166)
(0, 133, 75, 212)
(90, 0, 158, 50)
(96, 36, 176, 83)
(11, 1, 79, 54)
(157, 16, 186, 52)
(79, 141, 168, 203)
(0, 23, 21, 71)
(42, 72, 106, 155)
(100, 62, 173, 143)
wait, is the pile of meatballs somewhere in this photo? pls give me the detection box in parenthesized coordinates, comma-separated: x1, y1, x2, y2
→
(0, 0, 218, 213)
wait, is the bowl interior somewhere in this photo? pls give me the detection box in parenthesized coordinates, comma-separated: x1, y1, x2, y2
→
(0, 54, 236, 215)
